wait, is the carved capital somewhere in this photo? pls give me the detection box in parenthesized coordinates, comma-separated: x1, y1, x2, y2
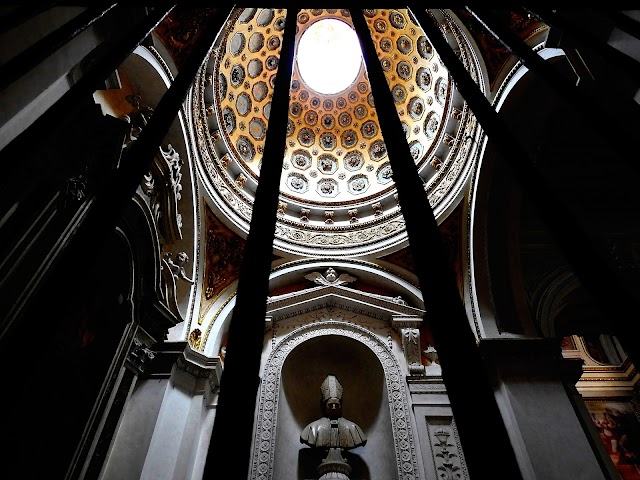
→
(391, 314, 422, 331)
(400, 327, 426, 376)
(174, 345, 223, 402)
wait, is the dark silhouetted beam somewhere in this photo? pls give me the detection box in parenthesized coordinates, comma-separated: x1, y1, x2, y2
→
(0, 3, 57, 35)
(202, 8, 298, 480)
(353, 8, 524, 480)
(598, 9, 640, 42)
(0, 4, 118, 91)
(526, 7, 640, 83)
(466, 6, 640, 178)
(409, 6, 640, 369)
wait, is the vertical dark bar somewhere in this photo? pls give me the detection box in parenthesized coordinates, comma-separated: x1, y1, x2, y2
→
(351, 9, 524, 480)
(202, 8, 298, 480)
(408, 7, 640, 367)
(465, 7, 640, 176)
(0, 5, 174, 166)
(0, 3, 118, 91)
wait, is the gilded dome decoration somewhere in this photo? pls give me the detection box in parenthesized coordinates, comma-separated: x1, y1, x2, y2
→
(194, 8, 483, 256)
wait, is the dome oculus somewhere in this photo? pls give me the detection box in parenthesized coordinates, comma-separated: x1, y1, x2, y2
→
(296, 18, 362, 95)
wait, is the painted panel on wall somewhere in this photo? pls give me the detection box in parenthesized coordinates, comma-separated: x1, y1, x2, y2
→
(586, 401, 640, 479)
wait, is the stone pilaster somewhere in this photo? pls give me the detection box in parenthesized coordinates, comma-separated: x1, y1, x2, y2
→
(139, 344, 223, 480)
(479, 337, 609, 480)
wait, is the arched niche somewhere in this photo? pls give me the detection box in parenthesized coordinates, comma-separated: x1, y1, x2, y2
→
(250, 321, 419, 480)
(278, 335, 383, 480)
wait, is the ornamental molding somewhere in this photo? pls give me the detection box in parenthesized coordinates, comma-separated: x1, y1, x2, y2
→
(249, 320, 419, 480)
(266, 283, 425, 322)
(191, 9, 484, 257)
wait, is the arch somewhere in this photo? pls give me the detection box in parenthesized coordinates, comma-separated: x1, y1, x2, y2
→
(532, 266, 614, 339)
(199, 257, 425, 356)
(250, 320, 419, 480)
(466, 47, 566, 339)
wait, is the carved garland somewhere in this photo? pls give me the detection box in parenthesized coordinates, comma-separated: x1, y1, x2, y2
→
(249, 320, 419, 480)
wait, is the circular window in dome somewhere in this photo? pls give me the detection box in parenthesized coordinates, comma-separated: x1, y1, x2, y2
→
(296, 18, 362, 94)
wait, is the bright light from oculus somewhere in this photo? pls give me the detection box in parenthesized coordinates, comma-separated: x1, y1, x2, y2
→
(296, 19, 363, 95)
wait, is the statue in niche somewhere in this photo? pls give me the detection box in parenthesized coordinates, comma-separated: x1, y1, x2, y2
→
(122, 94, 155, 149)
(300, 374, 366, 479)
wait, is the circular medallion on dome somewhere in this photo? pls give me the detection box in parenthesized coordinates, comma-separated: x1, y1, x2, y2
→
(318, 154, 338, 174)
(229, 33, 245, 56)
(305, 110, 318, 126)
(236, 92, 251, 116)
(317, 178, 339, 197)
(287, 173, 308, 193)
(248, 32, 264, 52)
(338, 112, 352, 127)
(292, 150, 312, 170)
(252, 81, 268, 101)
(344, 151, 364, 171)
(348, 174, 369, 194)
(248, 58, 263, 78)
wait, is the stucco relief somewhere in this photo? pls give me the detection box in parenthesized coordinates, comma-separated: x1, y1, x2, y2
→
(250, 320, 419, 480)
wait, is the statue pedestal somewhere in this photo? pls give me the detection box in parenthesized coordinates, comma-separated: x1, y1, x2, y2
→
(317, 448, 351, 480)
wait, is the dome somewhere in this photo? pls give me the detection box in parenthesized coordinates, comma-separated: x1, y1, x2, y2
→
(193, 8, 483, 257)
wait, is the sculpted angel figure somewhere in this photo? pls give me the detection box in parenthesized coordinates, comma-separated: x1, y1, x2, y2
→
(304, 267, 357, 287)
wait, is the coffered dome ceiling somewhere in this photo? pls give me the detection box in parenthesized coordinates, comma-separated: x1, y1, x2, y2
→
(192, 8, 483, 257)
